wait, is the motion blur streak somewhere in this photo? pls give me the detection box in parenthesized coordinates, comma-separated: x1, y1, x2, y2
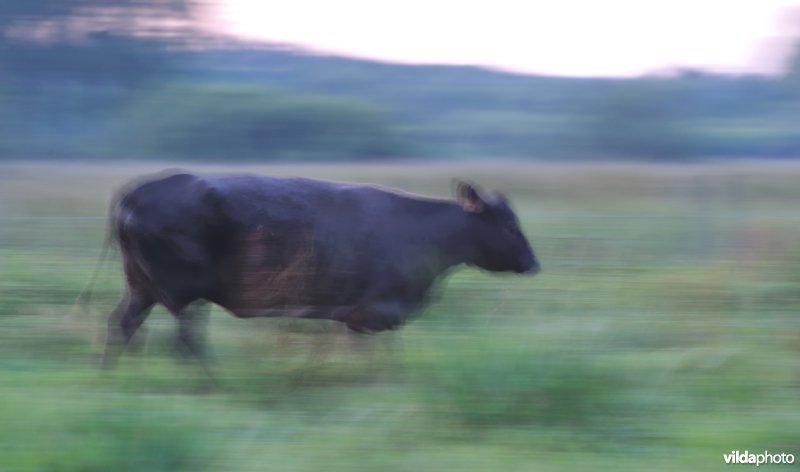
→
(1, 0, 800, 470)
(2, 163, 800, 470)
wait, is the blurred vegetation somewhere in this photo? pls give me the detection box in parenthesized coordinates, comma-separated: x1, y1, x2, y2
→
(1, 1, 800, 161)
(2, 2, 799, 470)
(119, 84, 406, 160)
(1, 162, 799, 470)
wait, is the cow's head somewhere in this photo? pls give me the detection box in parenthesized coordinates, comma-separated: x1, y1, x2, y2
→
(456, 181, 540, 274)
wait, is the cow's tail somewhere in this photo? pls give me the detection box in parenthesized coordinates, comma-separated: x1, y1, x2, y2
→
(74, 233, 114, 312)
(74, 192, 126, 314)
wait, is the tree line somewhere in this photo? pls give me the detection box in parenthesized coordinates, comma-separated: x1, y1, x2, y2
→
(1, 0, 799, 161)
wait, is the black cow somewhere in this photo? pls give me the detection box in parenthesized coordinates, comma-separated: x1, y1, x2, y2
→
(101, 172, 540, 367)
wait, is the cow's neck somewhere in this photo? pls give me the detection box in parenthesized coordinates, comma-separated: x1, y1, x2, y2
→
(411, 201, 477, 274)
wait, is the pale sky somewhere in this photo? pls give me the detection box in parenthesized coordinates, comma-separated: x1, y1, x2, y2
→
(214, 0, 800, 77)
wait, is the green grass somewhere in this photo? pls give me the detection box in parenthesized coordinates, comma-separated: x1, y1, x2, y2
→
(1, 161, 799, 471)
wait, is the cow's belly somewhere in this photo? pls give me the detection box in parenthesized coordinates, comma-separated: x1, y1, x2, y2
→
(226, 304, 358, 321)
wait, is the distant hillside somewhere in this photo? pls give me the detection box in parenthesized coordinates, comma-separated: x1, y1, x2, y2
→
(170, 43, 800, 160)
(1, 35, 797, 161)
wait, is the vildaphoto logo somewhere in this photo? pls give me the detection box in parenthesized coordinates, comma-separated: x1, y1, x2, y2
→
(723, 450, 795, 466)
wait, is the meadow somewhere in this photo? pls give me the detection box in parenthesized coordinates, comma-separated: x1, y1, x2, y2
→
(1, 161, 799, 471)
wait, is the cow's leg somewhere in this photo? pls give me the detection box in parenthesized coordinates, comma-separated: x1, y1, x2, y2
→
(173, 301, 210, 362)
(172, 301, 220, 385)
(101, 291, 154, 369)
(345, 300, 407, 333)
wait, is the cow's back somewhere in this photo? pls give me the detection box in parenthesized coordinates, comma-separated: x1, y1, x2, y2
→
(206, 175, 403, 308)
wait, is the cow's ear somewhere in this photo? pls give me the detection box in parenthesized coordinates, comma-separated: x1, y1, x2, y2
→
(455, 180, 485, 213)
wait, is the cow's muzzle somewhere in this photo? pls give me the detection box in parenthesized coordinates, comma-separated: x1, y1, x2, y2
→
(517, 256, 541, 275)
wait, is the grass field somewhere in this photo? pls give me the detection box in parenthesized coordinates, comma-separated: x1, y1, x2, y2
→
(1, 161, 799, 471)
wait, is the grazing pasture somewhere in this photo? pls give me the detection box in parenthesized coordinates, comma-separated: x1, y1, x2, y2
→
(1, 161, 799, 471)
